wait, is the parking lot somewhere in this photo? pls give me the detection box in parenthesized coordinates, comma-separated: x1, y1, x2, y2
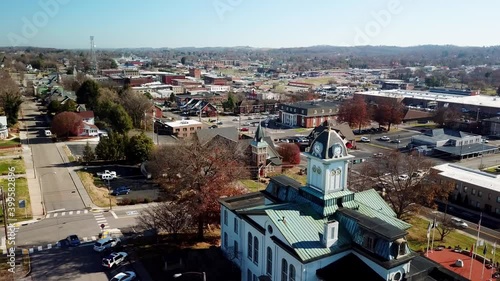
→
(30, 244, 138, 281)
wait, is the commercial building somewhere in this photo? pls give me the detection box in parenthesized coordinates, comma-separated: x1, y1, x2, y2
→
(381, 80, 414, 90)
(154, 119, 203, 139)
(278, 101, 340, 128)
(433, 164, 500, 216)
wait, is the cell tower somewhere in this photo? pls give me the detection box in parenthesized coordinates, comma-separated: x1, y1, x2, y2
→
(90, 36, 98, 75)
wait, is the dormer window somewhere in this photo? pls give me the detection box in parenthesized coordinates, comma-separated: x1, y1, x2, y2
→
(363, 235, 375, 251)
(394, 238, 408, 258)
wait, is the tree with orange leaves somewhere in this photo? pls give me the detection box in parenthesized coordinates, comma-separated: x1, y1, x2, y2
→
(148, 138, 249, 239)
(337, 95, 371, 131)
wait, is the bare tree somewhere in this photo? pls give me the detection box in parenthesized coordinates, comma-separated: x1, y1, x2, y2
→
(119, 88, 152, 128)
(363, 151, 453, 219)
(136, 201, 191, 242)
(149, 138, 248, 239)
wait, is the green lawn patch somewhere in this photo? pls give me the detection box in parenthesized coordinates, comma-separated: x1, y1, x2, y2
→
(0, 177, 32, 221)
(0, 138, 20, 147)
(406, 216, 500, 261)
(0, 158, 26, 175)
(239, 179, 266, 192)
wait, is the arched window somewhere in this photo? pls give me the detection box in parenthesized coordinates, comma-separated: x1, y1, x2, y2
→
(289, 264, 296, 281)
(247, 232, 253, 260)
(224, 210, 228, 225)
(281, 259, 288, 281)
(266, 247, 272, 276)
(253, 237, 259, 264)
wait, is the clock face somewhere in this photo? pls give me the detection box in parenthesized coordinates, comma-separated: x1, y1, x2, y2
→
(313, 142, 323, 156)
(333, 144, 342, 156)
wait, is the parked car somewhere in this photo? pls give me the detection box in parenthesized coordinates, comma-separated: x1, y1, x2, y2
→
(450, 218, 468, 228)
(217, 121, 223, 125)
(111, 186, 130, 196)
(93, 237, 121, 252)
(379, 136, 390, 141)
(97, 170, 117, 180)
(397, 174, 409, 181)
(360, 137, 370, 142)
(240, 128, 249, 132)
(44, 130, 52, 137)
(102, 252, 128, 269)
(232, 118, 239, 121)
(390, 139, 401, 143)
(110, 271, 137, 281)
(66, 235, 80, 247)
(373, 153, 384, 158)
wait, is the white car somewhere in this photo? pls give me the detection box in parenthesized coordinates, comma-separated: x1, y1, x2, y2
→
(44, 130, 52, 137)
(102, 252, 128, 268)
(380, 136, 390, 141)
(397, 174, 409, 181)
(451, 218, 468, 228)
(360, 137, 370, 142)
(93, 237, 121, 252)
(110, 271, 137, 281)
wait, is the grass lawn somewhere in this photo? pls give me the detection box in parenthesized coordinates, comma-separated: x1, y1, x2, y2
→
(281, 167, 307, 185)
(239, 179, 266, 192)
(76, 171, 116, 208)
(0, 138, 20, 147)
(296, 77, 334, 86)
(0, 158, 26, 175)
(0, 148, 22, 157)
(406, 216, 500, 262)
(62, 145, 75, 162)
(0, 178, 32, 221)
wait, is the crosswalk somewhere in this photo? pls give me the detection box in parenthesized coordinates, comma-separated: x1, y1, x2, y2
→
(2, 236, 98, 255)
(46, 209, 89, 218)
(94, 212, 109, 230)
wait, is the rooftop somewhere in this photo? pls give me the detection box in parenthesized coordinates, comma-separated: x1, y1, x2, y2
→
(164, 119, 203, 128)
(357, 90, 500, 109)
(433, 163, 500, 190)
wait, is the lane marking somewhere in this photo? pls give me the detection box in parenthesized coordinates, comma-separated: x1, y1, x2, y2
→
(69, 211, 73, 215)
(53, 213, 58, 217)
(61, 212, 66, 216)
(84, 210, 88, 214)
(110, 211, 118, 219)
(47, 209, 65, 213)
(76, 211, 81, 214)
(37, 246, 42, 251)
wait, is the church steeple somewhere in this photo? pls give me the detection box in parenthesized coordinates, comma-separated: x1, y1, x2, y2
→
(254, 123, 265, 143)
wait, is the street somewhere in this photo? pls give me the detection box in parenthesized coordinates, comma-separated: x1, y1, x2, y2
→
(23, 100, 86, 212)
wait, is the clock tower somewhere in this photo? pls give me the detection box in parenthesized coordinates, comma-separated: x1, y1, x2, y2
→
(306, 127, 355, 195)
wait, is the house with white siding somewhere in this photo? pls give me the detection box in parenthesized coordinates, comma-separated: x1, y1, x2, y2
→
(219, 126, 466, 281)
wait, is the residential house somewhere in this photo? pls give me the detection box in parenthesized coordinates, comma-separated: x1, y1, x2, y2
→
(0, 116, 8, 139)
(77, 111, 95, 125)
(219, 126, 465, 281)
(179, 99, 218, 117)
(78, 122, 99, 137)
(279, 101, 340, 128)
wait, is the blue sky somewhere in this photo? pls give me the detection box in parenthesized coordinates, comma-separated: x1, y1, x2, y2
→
(1, 0, 499, 49)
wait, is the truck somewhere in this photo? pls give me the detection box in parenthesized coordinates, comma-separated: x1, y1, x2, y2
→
(96, 170, 117, 180)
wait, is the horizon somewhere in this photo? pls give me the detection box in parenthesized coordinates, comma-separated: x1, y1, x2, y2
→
(1, 0, 500, 49)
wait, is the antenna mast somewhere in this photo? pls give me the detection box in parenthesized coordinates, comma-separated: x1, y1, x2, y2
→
(90, 36, 98, 75)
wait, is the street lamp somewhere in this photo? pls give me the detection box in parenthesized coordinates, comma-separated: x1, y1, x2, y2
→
(173, 272, 206, 281)
(38, 172, 56, 215)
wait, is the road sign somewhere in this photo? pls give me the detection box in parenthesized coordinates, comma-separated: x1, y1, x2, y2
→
(19, 200, 26, 208)
(100, 223, 105, 229)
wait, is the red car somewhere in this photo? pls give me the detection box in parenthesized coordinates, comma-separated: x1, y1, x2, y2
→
(240, 128, 249, 132)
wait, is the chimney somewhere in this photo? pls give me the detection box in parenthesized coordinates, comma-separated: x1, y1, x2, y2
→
(322, 220, 339, 248)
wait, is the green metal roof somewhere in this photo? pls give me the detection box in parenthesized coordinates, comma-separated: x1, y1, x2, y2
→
(356, 203, 411, 230)
(354, 189, 396, 218)
(301, 186, 354, 200)
(266, 204, 351, 262)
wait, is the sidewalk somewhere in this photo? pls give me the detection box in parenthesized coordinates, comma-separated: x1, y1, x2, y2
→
(18, 131, 44, 220)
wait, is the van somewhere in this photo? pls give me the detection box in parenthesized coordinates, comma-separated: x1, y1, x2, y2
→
(44, 130, 52, 137)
